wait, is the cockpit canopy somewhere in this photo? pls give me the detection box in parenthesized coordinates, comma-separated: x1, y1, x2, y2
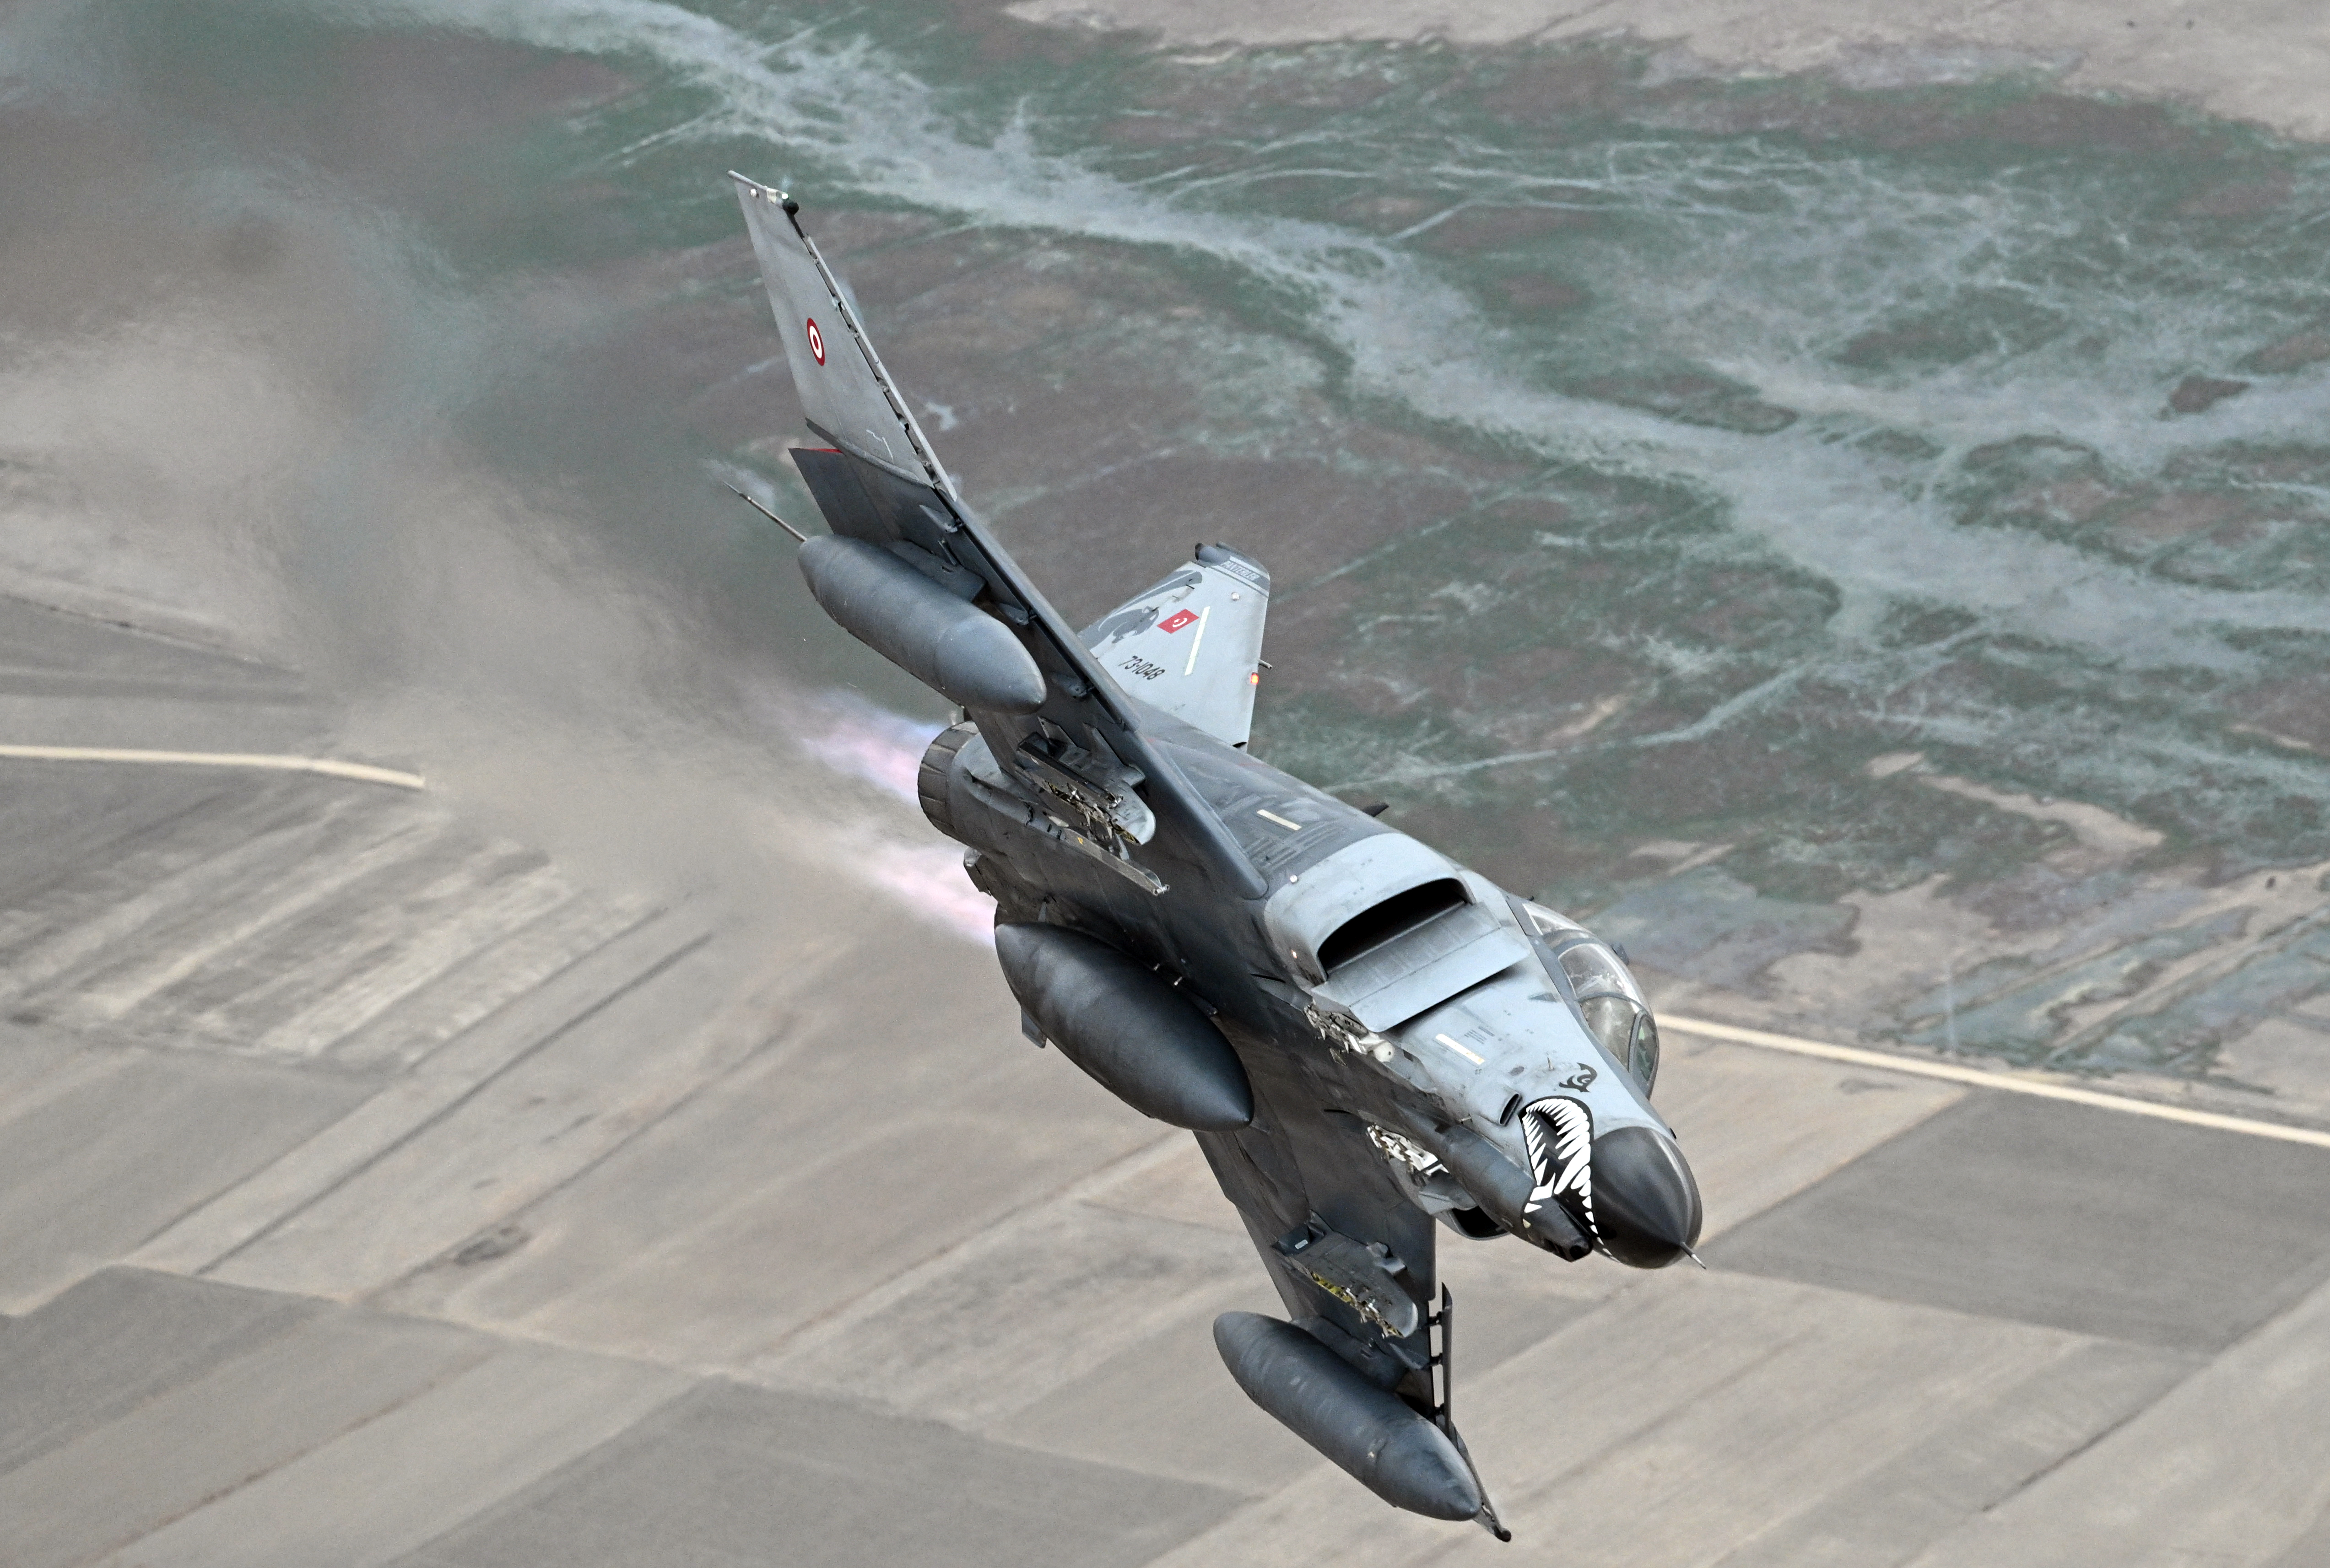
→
(1522, 902, 1660, 1094)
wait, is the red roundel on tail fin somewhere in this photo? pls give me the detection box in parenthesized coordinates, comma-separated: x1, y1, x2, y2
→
(805, 318, 826, 365)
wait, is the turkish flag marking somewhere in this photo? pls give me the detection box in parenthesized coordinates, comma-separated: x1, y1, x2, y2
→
(1159, 609, 1198, 634)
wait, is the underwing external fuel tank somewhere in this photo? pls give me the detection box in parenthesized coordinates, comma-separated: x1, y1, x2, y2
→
(798, 534, 1047, 714)
(726, 174, 1704, 1541)
(1215, 1313, 1481, 1519)
(994, 922, 1253, 1131)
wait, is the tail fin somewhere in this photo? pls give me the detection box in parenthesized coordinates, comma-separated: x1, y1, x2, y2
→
(730, 173, 952, 497)
(1083, 544, 1270, 748)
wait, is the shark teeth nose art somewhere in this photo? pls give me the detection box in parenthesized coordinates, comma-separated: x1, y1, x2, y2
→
(1521, 1095, 1597, 1237)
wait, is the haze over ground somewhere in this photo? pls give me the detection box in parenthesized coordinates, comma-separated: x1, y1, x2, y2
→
(0, 1, 2327, 1563)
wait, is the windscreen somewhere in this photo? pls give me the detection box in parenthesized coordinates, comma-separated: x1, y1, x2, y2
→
(1521, 901, 1660, 1094)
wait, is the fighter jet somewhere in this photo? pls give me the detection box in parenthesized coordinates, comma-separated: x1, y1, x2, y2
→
(727, 176, 1702, 1539)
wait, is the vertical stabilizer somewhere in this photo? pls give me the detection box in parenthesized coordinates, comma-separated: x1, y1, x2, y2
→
(1084, 544, 1270, 747)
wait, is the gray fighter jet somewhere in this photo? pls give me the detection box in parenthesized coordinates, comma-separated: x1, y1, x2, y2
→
(728, 176, 1702, 1539)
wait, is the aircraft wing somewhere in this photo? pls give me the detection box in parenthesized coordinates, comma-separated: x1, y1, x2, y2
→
(1200, 1091, 1508, 1533)
(1195, 1088, 1448, 1414)
(731, 174, 1263, 902)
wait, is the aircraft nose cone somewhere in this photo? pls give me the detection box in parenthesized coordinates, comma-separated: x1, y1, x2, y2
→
(1592, 1126, 1703, 1268)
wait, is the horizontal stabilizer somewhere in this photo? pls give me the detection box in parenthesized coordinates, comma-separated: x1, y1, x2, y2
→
(1084, 544, 1270, 747)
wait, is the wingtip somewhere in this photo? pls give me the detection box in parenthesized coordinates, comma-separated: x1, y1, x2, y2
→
(726, 171, 796, 212)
